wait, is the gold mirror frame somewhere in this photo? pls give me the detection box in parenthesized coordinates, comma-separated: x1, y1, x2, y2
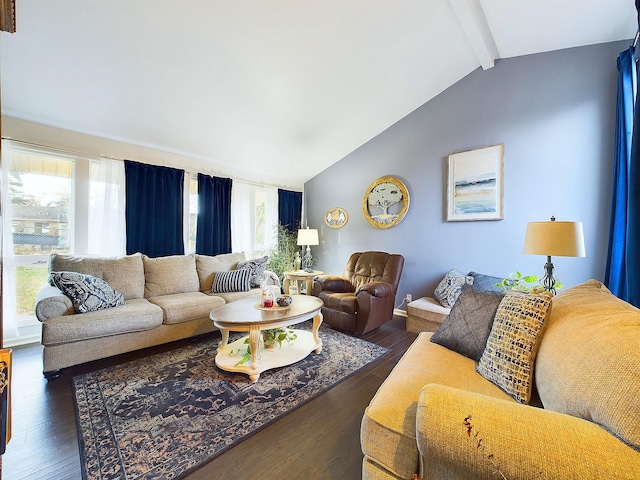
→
(324, 207, 348, 229)
(362, 176, 410, 229)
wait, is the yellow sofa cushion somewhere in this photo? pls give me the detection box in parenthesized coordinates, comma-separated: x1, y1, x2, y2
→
(535, 279, 640, 450)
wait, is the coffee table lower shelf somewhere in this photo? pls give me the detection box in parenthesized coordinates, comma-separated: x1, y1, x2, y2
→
(215, 330, 322, 382)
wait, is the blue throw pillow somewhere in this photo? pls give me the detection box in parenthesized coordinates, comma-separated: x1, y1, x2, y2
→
(49, 271, 125, 313)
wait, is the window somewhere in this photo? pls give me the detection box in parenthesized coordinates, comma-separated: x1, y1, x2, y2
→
(2, 142, 75, 344)
(231, 182, 278, 259)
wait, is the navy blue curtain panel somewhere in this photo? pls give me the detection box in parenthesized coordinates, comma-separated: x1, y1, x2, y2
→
(278, 189, 302, 234)
(605, 47, 636, 301)
(124, 160, 185, 257)
(196, 173, 232, 256)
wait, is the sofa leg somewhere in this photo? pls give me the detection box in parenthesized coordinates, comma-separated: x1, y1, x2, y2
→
(43, 369, 62, 380)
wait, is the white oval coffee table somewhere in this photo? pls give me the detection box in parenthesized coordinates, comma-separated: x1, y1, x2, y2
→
(209, 295, 324, 382)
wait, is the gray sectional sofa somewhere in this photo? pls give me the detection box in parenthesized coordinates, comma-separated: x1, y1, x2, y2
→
(35, 252, 278, 378)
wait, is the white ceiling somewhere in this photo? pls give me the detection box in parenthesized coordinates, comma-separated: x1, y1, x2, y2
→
(1, 1, 636, 186)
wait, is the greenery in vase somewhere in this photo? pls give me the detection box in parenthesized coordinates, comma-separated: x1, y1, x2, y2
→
(229, 327, 298, 365)
(496, 271, 563, 293)
(266, 223, 316, 283)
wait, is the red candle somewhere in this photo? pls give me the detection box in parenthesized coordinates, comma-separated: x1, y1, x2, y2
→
(263, 297, 273, 307)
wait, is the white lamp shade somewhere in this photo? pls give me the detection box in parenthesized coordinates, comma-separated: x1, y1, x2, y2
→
(523, 221, 586, 257)
(297, 228, 319, 246)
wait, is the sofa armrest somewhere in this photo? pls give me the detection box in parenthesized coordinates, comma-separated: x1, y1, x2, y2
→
(35, 285, 74, 321)
(355, 281, 393, 298)
(416, 384, 640, 480)
(312, 275, 354, 295)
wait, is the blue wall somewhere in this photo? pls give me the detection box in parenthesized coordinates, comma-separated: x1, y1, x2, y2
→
(304, 40, 628, 304)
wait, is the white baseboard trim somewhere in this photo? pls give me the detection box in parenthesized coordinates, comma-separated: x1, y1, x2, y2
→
(393, 308, 408, 317)
(3, 334, 41, 348)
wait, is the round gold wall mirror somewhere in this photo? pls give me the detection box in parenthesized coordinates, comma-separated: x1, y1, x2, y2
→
(362, 176, 410, 229)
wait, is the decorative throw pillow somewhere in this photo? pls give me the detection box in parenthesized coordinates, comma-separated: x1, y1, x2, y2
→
(236, 255, 268, 288)
(433, 269, 473, 308)
(211, 269, 251, 294)
(49, 271, 125, 314)
(476, 290, 553, 404)
(431, 284, 504, 361)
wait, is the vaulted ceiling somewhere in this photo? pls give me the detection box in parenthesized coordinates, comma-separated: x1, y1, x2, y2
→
(1, 1, 636, 186)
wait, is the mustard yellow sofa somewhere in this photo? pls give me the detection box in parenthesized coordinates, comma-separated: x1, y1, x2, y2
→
(361, 280, 640, 479)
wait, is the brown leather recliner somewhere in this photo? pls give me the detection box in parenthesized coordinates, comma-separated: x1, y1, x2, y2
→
(312, 251, 405, 334)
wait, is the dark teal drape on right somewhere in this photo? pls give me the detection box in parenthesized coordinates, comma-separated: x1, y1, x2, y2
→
(605, 47, 636, 301)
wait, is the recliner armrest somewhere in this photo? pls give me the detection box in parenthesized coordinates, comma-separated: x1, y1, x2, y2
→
(312, 275, 354, 295)
(356, 281, 393, 297)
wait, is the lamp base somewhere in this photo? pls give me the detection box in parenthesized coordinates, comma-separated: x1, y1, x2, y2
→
(302, 245, 313, 272)
(540, 255, 557, 295)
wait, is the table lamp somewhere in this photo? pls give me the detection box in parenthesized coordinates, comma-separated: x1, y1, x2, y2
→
(297, 227, 319, 272)
(523, 216, 586, 294)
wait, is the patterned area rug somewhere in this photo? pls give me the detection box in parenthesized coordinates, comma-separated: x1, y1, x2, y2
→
(73, 322, 389, 480)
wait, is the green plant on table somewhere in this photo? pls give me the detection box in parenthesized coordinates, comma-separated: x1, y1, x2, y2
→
(228, 327, 298, 366)
(496, 271, 563, 293)
(266, 223, 299, 284)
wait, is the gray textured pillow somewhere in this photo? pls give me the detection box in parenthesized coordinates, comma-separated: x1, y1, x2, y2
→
(433, 269, 473, 308)
(236, 255, 268, 288)
(431, 284, 504, 361)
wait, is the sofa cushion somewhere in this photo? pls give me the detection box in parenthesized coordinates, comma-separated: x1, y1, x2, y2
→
(147, 292, 225, 325)
(49, 253, 145, 300)
(433, 269, 472, 308)
(431, 284, 504, 361)
(196, 252, 247, 292)
(476, 290, 552, 404)
(208, 288, 261, 303)
(41, 298, 163, 345)
(361, 332, 514, 479)
(49, 271, 125, 313)
(236, 255, 269, 287)
(143, 254, 200, 297)
(535, 280, 640, 451)
(211, 269, 251, 293)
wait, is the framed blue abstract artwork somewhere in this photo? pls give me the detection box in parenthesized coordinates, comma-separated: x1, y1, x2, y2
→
(447, 144, 504, 222)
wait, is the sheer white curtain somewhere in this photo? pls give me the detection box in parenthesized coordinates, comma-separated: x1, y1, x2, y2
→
(1, 153, 19, 342)
(262, 186, 278, 253)
(88, 159, 126, 256)
(231, 182, 278, 258)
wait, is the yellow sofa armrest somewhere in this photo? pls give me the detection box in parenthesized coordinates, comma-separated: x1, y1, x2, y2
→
(416, 384, 640, 480)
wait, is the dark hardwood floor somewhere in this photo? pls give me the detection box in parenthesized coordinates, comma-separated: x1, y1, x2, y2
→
(1, 316, 417, 480)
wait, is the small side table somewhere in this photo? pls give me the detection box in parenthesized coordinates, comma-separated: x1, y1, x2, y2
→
(283, 270, 323, 295)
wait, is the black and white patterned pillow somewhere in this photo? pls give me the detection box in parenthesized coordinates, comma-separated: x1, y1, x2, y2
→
(236, 256, 268, 287)
(211, 269, 251, 293)
(433, 269, 473, 308)
(49, 271, 125, 313)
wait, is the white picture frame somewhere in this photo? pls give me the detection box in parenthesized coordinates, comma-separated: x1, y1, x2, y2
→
(447, 144, 504, 222)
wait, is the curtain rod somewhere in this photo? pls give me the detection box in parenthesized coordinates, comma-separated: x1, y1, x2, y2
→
(1, 137, 302, 192)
